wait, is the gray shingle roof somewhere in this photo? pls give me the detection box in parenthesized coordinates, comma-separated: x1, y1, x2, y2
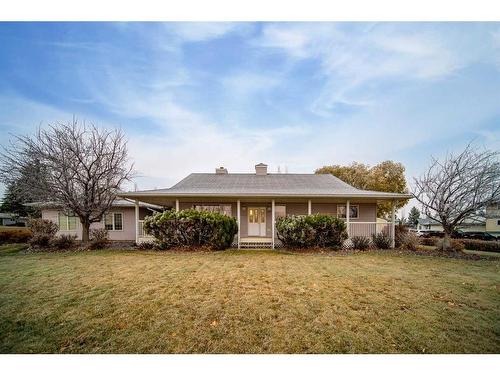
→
(120, 173, 411, 199)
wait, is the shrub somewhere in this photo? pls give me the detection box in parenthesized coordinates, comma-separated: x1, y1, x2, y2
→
(460, 239, 500, 253)
(143, 209, 238, 250)
(419, 237, 500, 253)
(419, 237, 438, 246)
(436, 238, 465, 252)
(88, 228, 109, 250)
(394, 224, 409, 248)
(350, 236, 371, 250)
(275, 214, 347, 249)
(137, 241, 156, 250)
(0, 228, 32, 244)
(372, 232, 391, 249)
(400, 232, 420, 251)
(28, 218, 58, 247)
(51, 234, 77, 250)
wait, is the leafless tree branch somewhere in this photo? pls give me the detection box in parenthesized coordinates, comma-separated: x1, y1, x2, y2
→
(413, 143, 500, 250)
(0, 118, 135, 242)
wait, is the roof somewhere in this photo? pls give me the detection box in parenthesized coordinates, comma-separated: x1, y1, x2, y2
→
(418, 217, 486, 225)
(26, 199, 162, 210)
(0, 212, 17, 219)
(119, 173, 412, 199)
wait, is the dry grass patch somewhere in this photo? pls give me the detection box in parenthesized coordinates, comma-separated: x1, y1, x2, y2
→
(0, 247, 499, 353)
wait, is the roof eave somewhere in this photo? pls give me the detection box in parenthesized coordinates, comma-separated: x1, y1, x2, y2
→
(117, 192, 413, 200)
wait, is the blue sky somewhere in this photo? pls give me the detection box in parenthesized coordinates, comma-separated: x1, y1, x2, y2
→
(1, 22, 499, 210)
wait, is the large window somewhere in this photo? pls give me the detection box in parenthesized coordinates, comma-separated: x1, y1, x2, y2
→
(193, 204, 232, 216)
(105, 212, 123, 231)
(248, 208, 266, 223)
(337, 205, 359, 219)
(58, 213, 77, 231)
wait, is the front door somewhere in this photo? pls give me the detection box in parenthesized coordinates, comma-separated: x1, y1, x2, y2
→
(248, 207, 266, 236)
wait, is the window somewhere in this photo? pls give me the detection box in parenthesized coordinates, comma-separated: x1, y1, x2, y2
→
(193, 204, 232, 216)
(337, 205, 359, 219)
(58, 213, 77, 231)
(105, 212, 123, 231)
(497, 220, 500, 226)
(248, 208, 266, 223)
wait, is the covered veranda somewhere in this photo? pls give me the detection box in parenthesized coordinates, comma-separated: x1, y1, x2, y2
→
(118, 192, 407, 249)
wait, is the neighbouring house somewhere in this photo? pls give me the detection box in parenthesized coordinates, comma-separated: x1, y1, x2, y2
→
(417, 217, 486, 234)
(117, 163, 411, 248)
(0, 212, 27, 226)
(417, 202, 500, 239)
(485, 201, 500, 239)
(31, 199, 162, 242)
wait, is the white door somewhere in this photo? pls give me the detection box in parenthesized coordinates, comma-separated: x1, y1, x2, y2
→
(248, 207, 266, 236)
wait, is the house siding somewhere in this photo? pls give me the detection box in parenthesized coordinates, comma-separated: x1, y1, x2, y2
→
(41, 207, 150, 241)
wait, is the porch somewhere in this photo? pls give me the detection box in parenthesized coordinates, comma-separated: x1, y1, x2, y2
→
(134, 198, 398, 249)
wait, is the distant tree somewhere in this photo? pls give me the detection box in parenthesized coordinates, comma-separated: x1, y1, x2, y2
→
(316, 162, 370, 190)
(407, 206, 420, 228)
(0, 119, 134, 242)
(0, 183, 39, 217)
(316, 161, 409, 217)
(413, 144, 500, 252)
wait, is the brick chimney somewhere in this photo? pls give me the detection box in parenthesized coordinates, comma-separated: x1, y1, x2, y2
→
(255, 163, 268, 176)
(215, 166, 228, 174)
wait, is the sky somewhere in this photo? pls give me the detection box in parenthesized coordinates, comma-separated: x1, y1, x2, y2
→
(0, 22, 499, 214)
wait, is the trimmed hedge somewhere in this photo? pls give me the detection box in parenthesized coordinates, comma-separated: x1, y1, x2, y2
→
(275, 214, 347, 249)
(419, 236, 500, 253)
(0, 227, 32, 244)
(143, 209, 238, 250)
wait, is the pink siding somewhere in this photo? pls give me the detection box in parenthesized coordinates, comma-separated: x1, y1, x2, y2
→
(41, 201, 378, 242)
(312, 203, 336, 215)
(41, 207, 145, 241)
(177, 201, 377, 238)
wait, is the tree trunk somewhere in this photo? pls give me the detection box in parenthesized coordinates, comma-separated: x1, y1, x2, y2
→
(81, 219, 90, 243)
(441, 228, 452, 252)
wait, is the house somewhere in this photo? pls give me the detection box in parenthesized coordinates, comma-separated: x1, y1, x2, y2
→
(0, 212, 27, 226)
(118, 163, 411, 248)
(33, 199, 161, 242)
(417, 217, 487, 234)
(485, 201, 500, 239)
(417, 207, 500, 239)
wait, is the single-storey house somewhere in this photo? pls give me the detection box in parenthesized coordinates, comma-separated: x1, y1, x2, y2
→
(0, 212, 27, 226)
(117, 163, 411, 248)
(33, 199, 161, 242)
(417, 203, 500, 239)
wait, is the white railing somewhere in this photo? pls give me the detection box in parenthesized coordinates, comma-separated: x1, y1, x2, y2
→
(348, 222, 393, 239)
(138, 220, 153, 238)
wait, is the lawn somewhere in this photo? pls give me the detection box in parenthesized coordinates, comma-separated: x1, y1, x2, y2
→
(0, 245, 499, 353)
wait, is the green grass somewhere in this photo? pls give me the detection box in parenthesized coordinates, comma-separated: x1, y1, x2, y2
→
(0, 246, 499, 353)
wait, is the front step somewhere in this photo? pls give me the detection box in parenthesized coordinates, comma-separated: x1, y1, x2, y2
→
(239, 241, 273, 249)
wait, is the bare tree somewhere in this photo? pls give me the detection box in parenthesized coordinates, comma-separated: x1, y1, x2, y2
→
(0, 119, 134, 242)
(413, 144, 500, 251)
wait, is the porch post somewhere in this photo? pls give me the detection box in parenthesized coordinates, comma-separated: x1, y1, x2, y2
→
(175, 199, 179, 212)
(237, 200, 241, 249)
(271, 199, 275, 249)
(346, 200, 350, 237)
(134, 200, 139, 244)
(308, 199, 312, 215)
(391, 200, 396, 248)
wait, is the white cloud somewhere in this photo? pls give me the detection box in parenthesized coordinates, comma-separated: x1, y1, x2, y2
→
(256, 23, 499, 116)
(165, 22, 252, 43)
(222, 72, 281, 96)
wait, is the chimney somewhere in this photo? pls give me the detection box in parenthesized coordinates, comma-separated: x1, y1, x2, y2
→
(215, 166, 228, 174)
(255, 163, 268, 176)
